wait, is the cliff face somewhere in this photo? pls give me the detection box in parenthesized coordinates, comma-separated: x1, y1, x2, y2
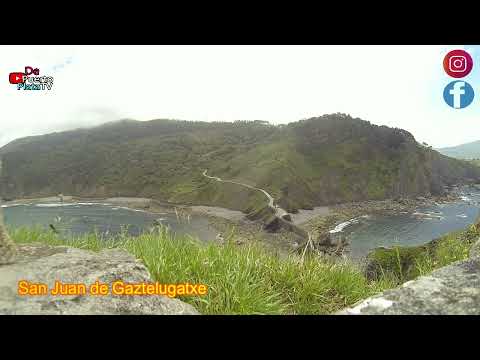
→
(1, 114, 479, 211)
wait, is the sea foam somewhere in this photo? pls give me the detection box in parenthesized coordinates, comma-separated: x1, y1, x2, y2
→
(329, 218, 360, 233)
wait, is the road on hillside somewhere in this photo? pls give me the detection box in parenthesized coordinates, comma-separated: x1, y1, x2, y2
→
(202, 169, 289, 218)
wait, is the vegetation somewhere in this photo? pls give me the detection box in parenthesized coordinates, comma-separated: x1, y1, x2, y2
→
(438, 139, 480, 160)
(469, 159, 480, 167)
(10, 225, 395, 315)
(365, 220, 480, 284)
(9, 215, 479, 314)
(2, 114, 480, 213)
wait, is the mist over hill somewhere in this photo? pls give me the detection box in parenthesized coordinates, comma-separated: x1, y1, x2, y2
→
(2, 113, 480, 213)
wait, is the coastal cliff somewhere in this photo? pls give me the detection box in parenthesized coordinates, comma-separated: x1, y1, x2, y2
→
(2, 115, 479, 213)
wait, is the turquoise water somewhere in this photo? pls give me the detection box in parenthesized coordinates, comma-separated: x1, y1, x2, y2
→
(2, 202, 217, 242)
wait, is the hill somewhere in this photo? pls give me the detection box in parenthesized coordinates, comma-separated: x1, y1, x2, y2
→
(438, 140, 480, 160)
(1, 114, 480, 213)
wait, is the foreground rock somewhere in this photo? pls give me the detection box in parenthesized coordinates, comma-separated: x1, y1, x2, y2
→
(0, 244, 199, 315)
(337, 239, 480, 315)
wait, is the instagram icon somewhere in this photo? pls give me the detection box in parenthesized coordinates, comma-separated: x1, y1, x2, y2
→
(443, 49, 473, 78)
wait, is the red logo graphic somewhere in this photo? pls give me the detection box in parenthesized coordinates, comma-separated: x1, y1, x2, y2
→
(443, 49, 473, 78)
(9, 72, 25, 84)
(24, 66, 40, 76)
(8, 67, 40, 84)
(8, 66, 53, 91)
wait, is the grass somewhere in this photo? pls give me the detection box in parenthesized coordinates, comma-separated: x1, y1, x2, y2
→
(10, 225, 396, 315)
(11, 218, 479, 314)
(366, 222, 480, 284)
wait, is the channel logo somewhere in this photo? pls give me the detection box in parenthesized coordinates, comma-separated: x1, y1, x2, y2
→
(9, 72, 25, 84)
(443, 49, 473, 78)
(443, 81, 474, 109)
(8, 66, 53, 90)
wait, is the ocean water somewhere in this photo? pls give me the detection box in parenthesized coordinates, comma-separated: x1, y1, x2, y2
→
(2, 202, 217, 242)
(3, 186, 480, 257)
(330, 187, 480, 258)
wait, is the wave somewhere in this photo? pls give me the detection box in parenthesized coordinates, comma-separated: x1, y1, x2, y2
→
(110, 206, 148, 213)
(412, 212, 443, 219)
(329, 218, 360, 234)
(76, 202, 112, 206)
(1, 203, 27, 208)
(35, 203, 76, 208)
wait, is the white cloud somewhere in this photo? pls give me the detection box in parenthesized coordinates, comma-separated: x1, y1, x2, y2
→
(0, 45, 478, 148)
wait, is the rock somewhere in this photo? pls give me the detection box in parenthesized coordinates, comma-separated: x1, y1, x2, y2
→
(337, 254, 480, 315)
(470, 238, 480, 258)
(263, 217, 282, 232)
(317, 233, 332, 246)
(215, 233, 225, 243)
(0, 244, 199, 315)
(281, 214, 292, 222)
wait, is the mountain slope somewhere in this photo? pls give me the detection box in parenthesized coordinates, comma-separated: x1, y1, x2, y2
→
(1, 114, 480, 212)
(438, 140, 480, 160)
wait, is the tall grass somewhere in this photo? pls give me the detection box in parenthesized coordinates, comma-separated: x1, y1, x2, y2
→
(9, 225, 395, 315)
(10, 225, 125, 251)
(367, 223, 480, 283)
(414, 225, 478, 277)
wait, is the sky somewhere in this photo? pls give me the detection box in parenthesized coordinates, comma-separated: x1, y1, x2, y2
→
(1, 45, 479, 149)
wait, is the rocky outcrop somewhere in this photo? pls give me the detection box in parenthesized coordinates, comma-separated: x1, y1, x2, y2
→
(470, 239, 480, 258)
(337, 238, 480, 315)
(0, 244, 199, 315)
(0, 208, 16, 265)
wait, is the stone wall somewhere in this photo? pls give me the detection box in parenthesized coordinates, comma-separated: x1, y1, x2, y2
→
(0, 244, 199, 315)
(337, 238, 480, 315)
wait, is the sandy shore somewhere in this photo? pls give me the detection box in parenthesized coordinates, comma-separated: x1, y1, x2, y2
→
(188, 206, 246, 221)
(2, 196, 75, 205)
(290, 206, 331, 224)
(1, 195, 250, 222)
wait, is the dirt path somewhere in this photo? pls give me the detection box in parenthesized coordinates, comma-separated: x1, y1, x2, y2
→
(202, 169, 289, 218)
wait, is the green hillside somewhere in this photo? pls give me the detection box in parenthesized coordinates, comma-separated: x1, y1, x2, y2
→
(438, 140, 480, 160)
(2, 114, 480, 213)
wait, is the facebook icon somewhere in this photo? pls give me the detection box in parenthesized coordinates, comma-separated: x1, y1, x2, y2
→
(443, 81, 475, 109)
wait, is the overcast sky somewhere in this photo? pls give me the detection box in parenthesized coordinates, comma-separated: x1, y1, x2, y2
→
(1, 45, 479, 148)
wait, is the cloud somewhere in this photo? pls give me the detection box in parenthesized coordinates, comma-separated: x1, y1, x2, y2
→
(61, 107, 124, 131)
(0, 45, 478, 148)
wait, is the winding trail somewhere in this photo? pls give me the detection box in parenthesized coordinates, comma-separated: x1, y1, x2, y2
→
(202, 169, 289, 218)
